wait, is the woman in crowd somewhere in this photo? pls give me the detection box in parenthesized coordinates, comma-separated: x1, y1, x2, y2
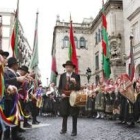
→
(104, 79, 115, 120)
(95, 79, 105, 119)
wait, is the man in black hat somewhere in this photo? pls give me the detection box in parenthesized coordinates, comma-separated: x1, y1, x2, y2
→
(4, 57, 26, 140)
(58, 60, 81, 136)
(0, 49, 9, 57)
(0, 49, 9, 66)
(19, 65, 29, 75)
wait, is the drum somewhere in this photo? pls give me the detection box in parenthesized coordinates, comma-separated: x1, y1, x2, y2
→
(69, 91, 88, 107)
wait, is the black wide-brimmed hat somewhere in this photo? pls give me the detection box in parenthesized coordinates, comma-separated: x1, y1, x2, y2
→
(62, 60, 75, 68)
(19, 65, 29, 73)
(7, 57, 19, 67)
(0, 49, 9, 57)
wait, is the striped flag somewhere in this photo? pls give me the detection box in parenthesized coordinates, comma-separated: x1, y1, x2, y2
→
(50, 55, 58, 85)
(29, 12, 40, 91)
(102, 0, 111, 79)
(68, 16, 78, 73)
(30, 12, 39, 73)
(11, 0, 19, 58)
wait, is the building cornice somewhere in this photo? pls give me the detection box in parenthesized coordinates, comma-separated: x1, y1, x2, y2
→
(51, 0, 123, 56)
(90, 0, 122, 32)
(55, 24, 91, 31)
(0, 11, 14, 16)
(127, 7, 140, 21)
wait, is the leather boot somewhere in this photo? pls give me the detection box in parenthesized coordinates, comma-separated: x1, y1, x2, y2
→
(71, 116, 77, 136)
(60, 117, 67, 134)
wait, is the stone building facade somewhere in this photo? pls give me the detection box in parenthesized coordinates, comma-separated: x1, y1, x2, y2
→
(123, 0, 140, 78)
(0, 9, 32, 67)
(52, 17, 94, 85)
(91, 0, 125, 85)
(52, 0, 125, 85)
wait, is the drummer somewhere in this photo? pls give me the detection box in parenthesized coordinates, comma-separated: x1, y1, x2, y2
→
(58, 60, 81, 136)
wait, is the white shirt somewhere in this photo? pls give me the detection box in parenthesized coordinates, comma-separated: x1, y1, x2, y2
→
(66, 72, 73, 78)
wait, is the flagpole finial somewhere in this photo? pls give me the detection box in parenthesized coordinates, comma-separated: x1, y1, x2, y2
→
(36, 9, 39, 15)
(70, 13, 72, 22)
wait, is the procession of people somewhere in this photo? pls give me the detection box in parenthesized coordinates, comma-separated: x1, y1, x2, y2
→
(1, 46, 140, 140)
(0, 49, 43, 140)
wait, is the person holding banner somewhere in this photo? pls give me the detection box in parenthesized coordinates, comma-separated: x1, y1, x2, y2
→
(118, 74, 135, 127)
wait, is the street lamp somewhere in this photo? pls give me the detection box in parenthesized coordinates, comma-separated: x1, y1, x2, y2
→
(86, 67, 92, 83)
(130, 34, 134, 45)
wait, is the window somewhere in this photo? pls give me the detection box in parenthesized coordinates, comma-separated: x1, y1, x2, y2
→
(2, 16, 10, 25)
(74, 37, 78, 48)
(95, 32, 98, 45)
(95, 54, 99, 70)
(95, 75, 100, 86)
(63, 36, 69, 48)
(99, 29, 102, 42)
(80, 37, 86, 48)
(98, 29, 101, 42)
(132, 22, 139, 46)
(100, 29, 103, 40)
(2, 26, 9, 38)
(97, 32, 99, 43)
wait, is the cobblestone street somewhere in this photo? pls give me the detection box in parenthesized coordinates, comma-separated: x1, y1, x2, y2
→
(22, 117, 140, 140)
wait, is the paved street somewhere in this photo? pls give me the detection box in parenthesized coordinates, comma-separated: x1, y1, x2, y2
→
(22, 117, 140, 140)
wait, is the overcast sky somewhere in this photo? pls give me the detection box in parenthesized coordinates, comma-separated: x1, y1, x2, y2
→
(0, 0, 107, 86)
